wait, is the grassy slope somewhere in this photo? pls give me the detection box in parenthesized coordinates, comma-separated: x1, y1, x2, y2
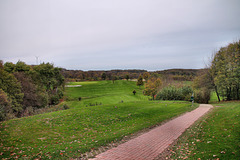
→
(167, 101, 240, 159)
(0, 80, 196, 159)
(65, 80, 147, 104)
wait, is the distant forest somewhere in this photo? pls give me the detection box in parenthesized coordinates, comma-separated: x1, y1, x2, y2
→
(61, 68, 202, 82)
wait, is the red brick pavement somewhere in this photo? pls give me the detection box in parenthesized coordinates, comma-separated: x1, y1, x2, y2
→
(91, 104, 212, 160)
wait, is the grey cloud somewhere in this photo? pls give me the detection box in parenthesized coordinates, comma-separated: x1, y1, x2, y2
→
(0, 0, 240, 70)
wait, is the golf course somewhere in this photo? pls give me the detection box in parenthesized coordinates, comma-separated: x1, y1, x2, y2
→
(0, 80, 198, 159)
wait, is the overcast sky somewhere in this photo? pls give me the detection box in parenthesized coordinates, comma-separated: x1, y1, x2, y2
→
(0, 0, 240, 71)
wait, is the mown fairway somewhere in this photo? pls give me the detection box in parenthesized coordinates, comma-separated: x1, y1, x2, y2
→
(65, 80, 148, 105)
(0, 80, 196, 159)
(167, 101, 240, 159)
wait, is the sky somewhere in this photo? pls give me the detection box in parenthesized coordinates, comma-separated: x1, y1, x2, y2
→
(0, 0, 240, 71)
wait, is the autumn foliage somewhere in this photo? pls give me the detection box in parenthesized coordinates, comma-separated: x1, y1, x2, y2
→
(144, 77, 162, 100)
(0, 61, 64, 120)
(209, 40, 240, 101)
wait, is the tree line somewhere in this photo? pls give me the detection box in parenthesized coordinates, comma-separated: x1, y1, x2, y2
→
(61, 69, 147, 81)
(0, 61, 64, 121)
(154, 69, 200, 81)
(143, 40, 240, 103)
(62, 68, 201, 82)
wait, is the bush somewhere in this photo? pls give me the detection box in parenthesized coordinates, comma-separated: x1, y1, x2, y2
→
(194, 88, 211, 104)
(156, 85, 193, 101)
(49, 95, 60, 105)
(181, 86, 194, 101)
(20, 106, 34, 117)
(63, 104, 70, 110)
(156, 86, 179, 100)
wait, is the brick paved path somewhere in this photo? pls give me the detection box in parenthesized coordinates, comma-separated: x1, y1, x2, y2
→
(90, 104, 213, 160)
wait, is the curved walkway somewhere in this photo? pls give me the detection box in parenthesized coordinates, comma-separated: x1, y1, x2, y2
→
(90, 104, 213, 160)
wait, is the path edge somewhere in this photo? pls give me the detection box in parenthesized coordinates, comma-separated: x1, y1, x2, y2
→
(80, 104, 200, 159)
(154, 104, 214, 160)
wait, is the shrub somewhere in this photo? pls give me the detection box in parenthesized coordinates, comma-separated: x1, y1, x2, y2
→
(156, 85, 193, 101)
(49, 95, 60, 105)
(156, 86, 179, 100)
(180, 86, 193, 101)
(194, 88, 211, 104)
(63, 104, 70, 110)
(21, 106, 34, 117)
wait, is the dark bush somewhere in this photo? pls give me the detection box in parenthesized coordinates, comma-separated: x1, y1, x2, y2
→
(50, 95, 60, 105)
(63, 104, 70, 110)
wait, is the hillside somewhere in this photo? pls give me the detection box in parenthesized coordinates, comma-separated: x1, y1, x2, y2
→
(0, 80, 196, 159)
(155, 68, 203, 76)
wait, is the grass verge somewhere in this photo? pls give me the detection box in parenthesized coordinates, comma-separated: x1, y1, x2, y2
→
(166, 101, 240, 159)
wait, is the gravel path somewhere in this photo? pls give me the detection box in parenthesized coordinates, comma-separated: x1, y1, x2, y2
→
(90, 104, 213, 160)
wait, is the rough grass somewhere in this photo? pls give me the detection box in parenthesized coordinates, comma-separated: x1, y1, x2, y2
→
(0, 80, 197, 159)
(166, 101, 240, 159)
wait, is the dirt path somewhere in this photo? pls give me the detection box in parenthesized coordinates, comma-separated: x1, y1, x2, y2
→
(90, 104, 213, 160)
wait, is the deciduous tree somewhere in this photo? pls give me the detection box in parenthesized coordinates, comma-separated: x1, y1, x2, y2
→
(144, 77, 162, 100)
(0, 67, 23, 115)
(136, 75, 144, 87)
(0, 89, 13, 120)
(4, 62, 15, 73)
(143, 72, 150, 81)
(32, 63, 64, 105)
(210, 40, 240, 100)
(101, 72, 106, 80)
(125, 74, 130, 81)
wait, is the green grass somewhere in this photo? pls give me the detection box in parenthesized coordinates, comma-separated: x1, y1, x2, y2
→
(209, 91, 222, 103)
(167, 101, 240, 159)
(181, 81, 192, 86)
(65, 80, 147, 106)
(0, 80, 197, 159)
